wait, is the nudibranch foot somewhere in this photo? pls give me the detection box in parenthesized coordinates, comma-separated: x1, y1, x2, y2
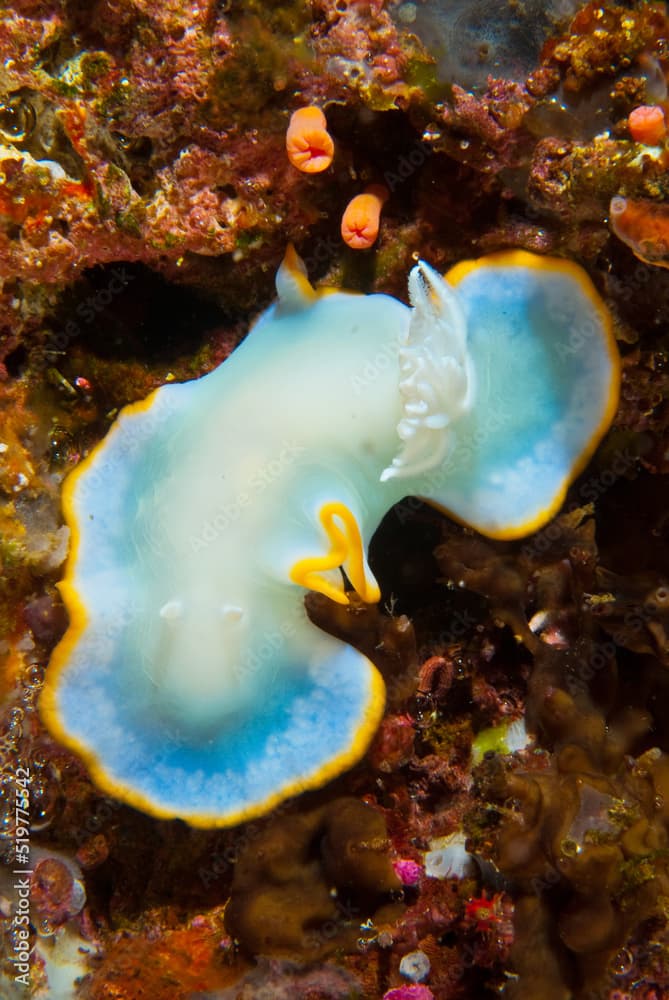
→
(45, 619, 385, 826)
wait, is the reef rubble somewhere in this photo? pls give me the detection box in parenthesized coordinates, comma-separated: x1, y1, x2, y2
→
(1, 1, 669, 998)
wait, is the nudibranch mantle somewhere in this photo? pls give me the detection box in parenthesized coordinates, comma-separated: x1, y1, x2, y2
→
(42, 247, 619, 827)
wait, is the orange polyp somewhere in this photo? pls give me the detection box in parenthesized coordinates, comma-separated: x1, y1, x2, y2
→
(628, 104, 667, 145)
(340, 184, 389, 249)
(609, 194, 669, 269)
(286, 106, 334, 173)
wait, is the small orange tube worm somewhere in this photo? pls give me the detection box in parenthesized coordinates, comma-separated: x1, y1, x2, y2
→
(628, 105, 667, 145)
(341, 184, 389, 249)
(285, 106, 334, 173)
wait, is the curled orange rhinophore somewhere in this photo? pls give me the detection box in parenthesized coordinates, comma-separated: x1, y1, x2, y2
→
(286, 106, 334, 173)
(341, 184, 389, 249)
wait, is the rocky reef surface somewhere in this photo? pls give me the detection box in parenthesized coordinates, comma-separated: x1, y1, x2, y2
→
(1, 1, 669, 998)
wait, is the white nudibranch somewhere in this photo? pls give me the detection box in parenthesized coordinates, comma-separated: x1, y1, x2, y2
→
(41, 246, 619, 827)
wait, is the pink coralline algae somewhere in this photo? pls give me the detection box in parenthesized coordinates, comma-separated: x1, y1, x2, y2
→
(383, 985, 434, 1000)
(0, 0, 328, 343)
(392, 859, 424, 887)
(311, 0, 410, 104)
(370, 713, 416, 772)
